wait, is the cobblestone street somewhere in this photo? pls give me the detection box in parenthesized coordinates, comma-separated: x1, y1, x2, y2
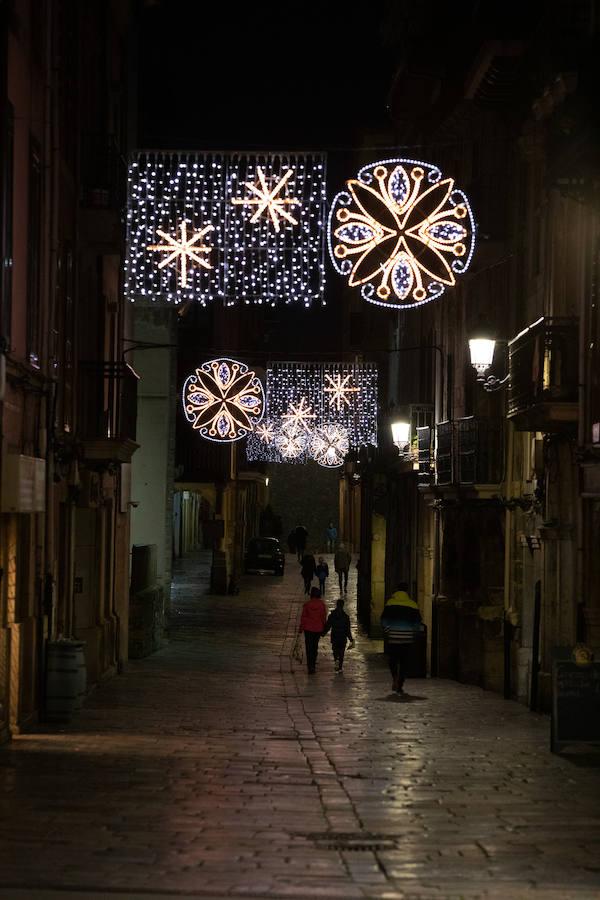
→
(1, 553, 600, 900)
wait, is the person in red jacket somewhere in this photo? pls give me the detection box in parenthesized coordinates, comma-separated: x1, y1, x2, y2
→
(299, 586, 327, 674)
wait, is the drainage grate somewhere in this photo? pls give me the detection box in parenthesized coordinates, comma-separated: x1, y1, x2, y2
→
(301, 832, 399, 852)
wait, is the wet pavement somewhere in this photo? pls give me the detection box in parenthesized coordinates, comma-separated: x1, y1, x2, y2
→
(1, 551, 600, 899)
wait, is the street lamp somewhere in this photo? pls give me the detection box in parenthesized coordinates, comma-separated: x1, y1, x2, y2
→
(468, 335, 509, 392)
(391, 420, 411, 453)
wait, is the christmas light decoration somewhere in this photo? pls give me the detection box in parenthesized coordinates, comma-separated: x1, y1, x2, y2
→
(125, 151, 327, 306)
(310, 424, 349, 468)
(231, 167, 300, 232)
(282, 397, 317, 433)
(182, 357, 265, 442)
(245, 361, 377, 463)
(324, 372, 359, 412)
(254, 420, 277, 445)
(275, 422, 309, 460)
(328, 158, 475, 309)
(147, 220, 213, 287)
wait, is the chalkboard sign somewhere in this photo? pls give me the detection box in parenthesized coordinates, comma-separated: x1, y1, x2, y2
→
(551, 655, 600, 753)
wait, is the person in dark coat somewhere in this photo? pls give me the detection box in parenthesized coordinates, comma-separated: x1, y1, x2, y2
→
(334, 543, 351, 592)
(380, 582, 423, 695)
(295, 524, 308, 561)
(299, 587, 327, 674)
(300, 551, 316, 594)
(315, 556, 329, 594)
(323, 597, 354, 672)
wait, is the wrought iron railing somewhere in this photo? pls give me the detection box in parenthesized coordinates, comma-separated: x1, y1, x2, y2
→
(508, 316, 578, 418)
(417, 425, 433, 487)
(436, 421, 454, 485)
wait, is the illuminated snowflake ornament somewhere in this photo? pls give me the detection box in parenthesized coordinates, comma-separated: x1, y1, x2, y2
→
(254, 419, 277, 445)
(324, 372, 359, 412)
(275, 422, 309, 460)
(182, 357, 265, 442)
(147, 220, 213, 288)
(231, 167, 300, 232)
(282, 398, 317, 433)
(328, 159, 475, 309)
(310, 425, 349, 468)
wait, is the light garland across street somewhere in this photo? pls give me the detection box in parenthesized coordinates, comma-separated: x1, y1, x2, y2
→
(125, 151, 327, 306)
(246, 361, 378, 466)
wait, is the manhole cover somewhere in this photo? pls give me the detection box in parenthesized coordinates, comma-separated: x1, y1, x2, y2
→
(301, 832, 398, 852)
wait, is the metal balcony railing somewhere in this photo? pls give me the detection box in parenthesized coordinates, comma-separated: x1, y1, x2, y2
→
(78, 362, 138, 443)
(457, 416, 504, 485)
(436, 421, 454, 486)
(417, 425, 433, 487)
(508, 316, 578, 420)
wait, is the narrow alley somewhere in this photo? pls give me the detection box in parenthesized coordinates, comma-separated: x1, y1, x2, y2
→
(1, 554, 599, 900)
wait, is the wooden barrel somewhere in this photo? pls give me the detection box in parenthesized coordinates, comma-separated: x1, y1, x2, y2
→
(45, 641, 87, 720)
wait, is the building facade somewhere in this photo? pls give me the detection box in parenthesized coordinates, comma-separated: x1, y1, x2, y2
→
(0, 0, 135, 740)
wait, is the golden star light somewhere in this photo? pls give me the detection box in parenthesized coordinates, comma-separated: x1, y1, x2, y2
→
(147, 220, 214, 288)
(232, 167, 301, 233)
(324, 372, 360, 412)
(328, 159, 475, 309)
(282, 397, 316, 433)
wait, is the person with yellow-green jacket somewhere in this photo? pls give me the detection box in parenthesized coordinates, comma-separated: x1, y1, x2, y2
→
(380, 583, 423, 695)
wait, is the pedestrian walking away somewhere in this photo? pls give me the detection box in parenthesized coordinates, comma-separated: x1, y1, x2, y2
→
(380, 582, 424, 695)
(295, 524, 308, 562)
(299, 586, 327, 674)
(300, 550, 316, 594)
(325, 521, 337, 553)
(315, 556, 329, 595)
(322, 597, 354, 672)
(334, 542, 351, 592)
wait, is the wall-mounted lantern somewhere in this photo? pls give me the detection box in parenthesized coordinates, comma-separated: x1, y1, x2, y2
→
(468, 334, 509, 392)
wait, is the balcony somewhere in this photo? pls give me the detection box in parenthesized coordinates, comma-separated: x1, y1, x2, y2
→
(417, 425, 433, 488)
(78, 362, 139, 465)
(507, 316, 578, 431)
(436, 421, 455, 486)
(434, 418, 503, 490)
(457, 417, 503, 487)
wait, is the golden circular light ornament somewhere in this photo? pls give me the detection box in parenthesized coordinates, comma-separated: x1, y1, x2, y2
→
(328, 158, 476, 309)
(310, 424, 349, 468)
(182, 357, 265, 442)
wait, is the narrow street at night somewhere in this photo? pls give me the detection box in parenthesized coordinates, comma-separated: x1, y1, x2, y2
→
(1, 555, 599, 900)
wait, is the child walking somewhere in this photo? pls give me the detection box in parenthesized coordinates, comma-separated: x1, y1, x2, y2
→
(323, 597, 354, 672)
(315, 556, 329, 595)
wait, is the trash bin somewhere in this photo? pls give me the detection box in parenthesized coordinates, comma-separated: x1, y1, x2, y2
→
(45, 640, 87, 720)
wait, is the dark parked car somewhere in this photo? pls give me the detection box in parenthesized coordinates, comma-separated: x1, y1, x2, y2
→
(244, 537, 285, 575)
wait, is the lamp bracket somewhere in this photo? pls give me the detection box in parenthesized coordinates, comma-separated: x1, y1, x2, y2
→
(480, 373, 510, 392)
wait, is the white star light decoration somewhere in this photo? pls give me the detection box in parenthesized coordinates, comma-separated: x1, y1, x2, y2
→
(231, 167, 300, 233)
(282, 398, 317, 433)
(147, 220, 213, 287)
(125, 151, 326, 306)
(324, 372, 359, 412)
(254, 420, 276, 445)
(328, 158, 475, 309)
(182, 358, 265, 443)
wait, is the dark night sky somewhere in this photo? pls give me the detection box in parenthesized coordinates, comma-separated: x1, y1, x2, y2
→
(137, 1, 396, 151)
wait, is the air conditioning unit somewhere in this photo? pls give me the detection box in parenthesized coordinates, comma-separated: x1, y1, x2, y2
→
(1, 453, 46, 512)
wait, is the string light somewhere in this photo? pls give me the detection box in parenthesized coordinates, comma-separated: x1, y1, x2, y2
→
(182, 357, 265, 442)
(275, 422, 309, 460)
(125, 151, 327, 306)
(328, 158, 475, 309)
(246, 361, 378, 463)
